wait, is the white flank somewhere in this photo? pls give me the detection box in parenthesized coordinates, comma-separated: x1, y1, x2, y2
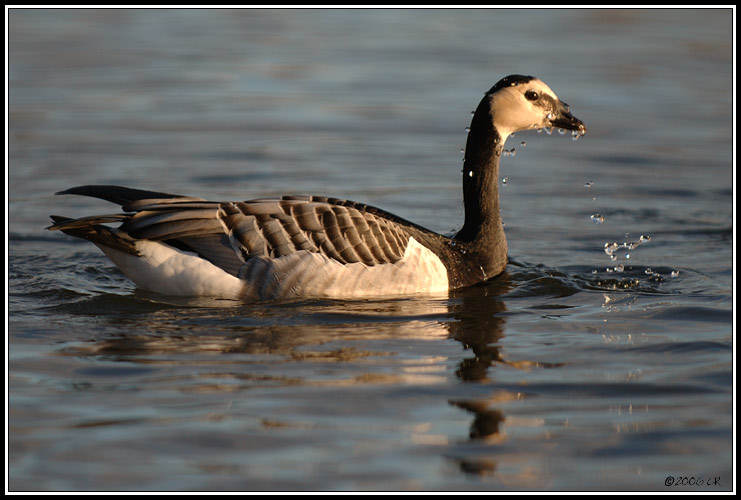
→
(239, 237, 450, 300)
(98, 240, 244, 298)
(98, 237, 449, 300)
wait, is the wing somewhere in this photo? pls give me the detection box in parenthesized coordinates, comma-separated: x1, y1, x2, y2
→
(124, 195, 415, 275)
(51, 186, 424, 278)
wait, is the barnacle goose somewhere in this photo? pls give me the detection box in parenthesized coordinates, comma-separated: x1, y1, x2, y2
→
(48, 75, 586, 300)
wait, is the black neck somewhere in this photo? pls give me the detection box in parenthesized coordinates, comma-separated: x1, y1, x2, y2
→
(455, 94, 505, 248)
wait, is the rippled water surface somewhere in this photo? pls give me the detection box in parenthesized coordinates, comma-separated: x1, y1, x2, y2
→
(7, 8, 734, 492)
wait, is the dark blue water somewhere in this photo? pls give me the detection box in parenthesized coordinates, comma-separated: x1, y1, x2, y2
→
(8, 8, 734, 492)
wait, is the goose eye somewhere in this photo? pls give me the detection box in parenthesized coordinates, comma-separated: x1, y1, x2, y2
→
(525, 90, 539, 101)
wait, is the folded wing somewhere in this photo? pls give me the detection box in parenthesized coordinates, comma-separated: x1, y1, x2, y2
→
(49, 186, 418, 278)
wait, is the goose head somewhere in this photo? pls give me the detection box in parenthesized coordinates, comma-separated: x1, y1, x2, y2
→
(458, 74, 587, 247)
(484, 74, 586, 141)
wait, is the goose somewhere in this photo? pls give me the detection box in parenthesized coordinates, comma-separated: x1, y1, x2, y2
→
(48, 74, 586, 301)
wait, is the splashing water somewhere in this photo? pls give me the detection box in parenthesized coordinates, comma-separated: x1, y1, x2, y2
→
(603, 235, 651, 262)
(644, 267, 665, 282)
(591, 214, 605, 224)
(535, 123, 584, 140)
(604, 263, 625, 273)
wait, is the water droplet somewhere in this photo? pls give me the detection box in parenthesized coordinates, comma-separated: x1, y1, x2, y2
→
(558, 128, 566, 135)
(537, 128, 543, 134)
(604, 242, 618, 254)
(546, 112, 555, 120)
(502, 177, 508, 185)
(468, 170, 474, 178)
(671, 270, 680, 277)
(614, 264, 624, 272)
(464, 127, 471, 132)
(639, 234, 651, 242)
(520, 141, 527, 147)
(644, 268, 653, 275)
(591, 214, 605, 224)
(460, 148, 465, 154)
(584, 181, 594, 188)
(509, 148, 516, 157)
(572, 131, 582, 141)
(544, 127, 553, 135)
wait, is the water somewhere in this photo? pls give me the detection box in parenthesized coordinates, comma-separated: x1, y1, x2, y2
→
(7, 8, 734, 492)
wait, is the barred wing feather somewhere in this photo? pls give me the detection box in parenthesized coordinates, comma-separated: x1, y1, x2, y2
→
(87, 194, 415, 276)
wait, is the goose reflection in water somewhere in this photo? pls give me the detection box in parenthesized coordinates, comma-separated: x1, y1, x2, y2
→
(57, 273, 564, 484)
(445, 277, 567, 479)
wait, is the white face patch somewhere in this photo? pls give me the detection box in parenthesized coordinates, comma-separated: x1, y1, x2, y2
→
(489, 78, 561, 139)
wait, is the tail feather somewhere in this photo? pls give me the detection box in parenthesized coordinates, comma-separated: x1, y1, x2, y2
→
(48, 214, 139, 256)
(56, 185, 193, 206)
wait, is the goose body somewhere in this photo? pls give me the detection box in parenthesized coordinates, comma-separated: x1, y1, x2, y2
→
(48, 75, 586, 300)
